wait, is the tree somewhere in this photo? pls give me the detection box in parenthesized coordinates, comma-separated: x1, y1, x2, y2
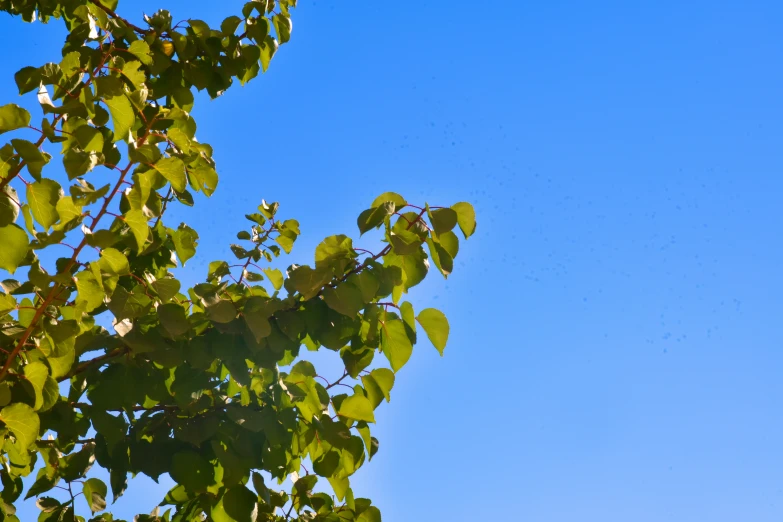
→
(0, 1, 476, 520)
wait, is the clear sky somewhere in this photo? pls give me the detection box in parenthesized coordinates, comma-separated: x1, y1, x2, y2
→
(4, 1, 783, 520)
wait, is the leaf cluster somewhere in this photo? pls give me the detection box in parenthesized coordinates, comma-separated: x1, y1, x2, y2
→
(0, 1, 476, 521)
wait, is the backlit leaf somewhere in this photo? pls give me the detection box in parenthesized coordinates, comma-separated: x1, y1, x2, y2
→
(451, 201, 476, 238)
(153, 157, 187, 192)
(0, 403, 39, 448)
(83, 478, 107, 513)
(124, 209, 148, 251)
(26, 179, 62, 229)
(416, 308, 449, 355)
(0, 224, 28, 274)
(104, 94, 134, 142)
(381, 319, 413, 372)
(0, 104, 30, 135)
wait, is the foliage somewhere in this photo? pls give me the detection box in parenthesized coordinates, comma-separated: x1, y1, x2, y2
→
(0, 1, 476, 521)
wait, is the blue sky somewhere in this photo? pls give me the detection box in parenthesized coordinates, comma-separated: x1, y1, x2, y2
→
(4, 0, 783, 520)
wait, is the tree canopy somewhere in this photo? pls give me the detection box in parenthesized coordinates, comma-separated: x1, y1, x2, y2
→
(0, 1, 476, 520)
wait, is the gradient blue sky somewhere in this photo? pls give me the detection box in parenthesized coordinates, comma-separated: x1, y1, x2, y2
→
(4, 1, 783, 520)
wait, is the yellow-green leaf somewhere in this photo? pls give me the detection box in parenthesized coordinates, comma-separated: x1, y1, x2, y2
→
(0, 224, 29, 274)
(262, 268, 284, 290)
(153, 157, 187, 192)
(416, 308, 449, 355)
(0, 403, 40, 448)
(27, 178, 62, 229)
(338, 394, 375, 423)
(381, 319, 413, 372)
(104, 94, 135, 142)
(0, 103, 31, 135)
(451, 201, 476, 238)
(124, 209, 148, 251)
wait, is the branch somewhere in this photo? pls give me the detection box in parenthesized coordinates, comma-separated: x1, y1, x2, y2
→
(0, 116, 159, 382)
(71, 402, 179, 413)
(87, 0, 150, 35)
(325, 372, 350, 391)
(37, 438, 95, 445)
(58, 347, 129, 382)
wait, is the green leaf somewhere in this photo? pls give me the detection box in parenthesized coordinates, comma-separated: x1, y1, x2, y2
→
(158, 303, 190, 337)
(416, 308, 449, 355)
(436, 230, 460, 258)
(313, 450, 340, 477)
(224, 405, 265, 433)
(167, 128, 191, 153)
(63, 149, 100, 179)
(152, 278, 181, 302)
(359, 374, 384, 410)
(349, 270, 380, 302)
(287, 265, 332, 300)
(211, 485, 258, 522)
(170, 451, 214, 492)
(206, 298, 237, 324)
(40, 334, 75, 379)
(187, 161, 219, 196)
(239, 44, 261, 85)
(370, 368, 394, 402)
(128, 40, 153, 65)
(0, 292, 15, 315)
(358, 506, 382, 522)
(243, 296, 274, 342)
(153, 157, 187, 192)
(451, 201, 476, 238)
(371, 192, 406, 209)
(108, 286, 152, 320)
(315, 234, 356, 267)
(400, 301, 416, 343)
(15, 66, 41, 95)
(35, 496, 60, 512)
(60, 442, 96, 481)
(357, 202, 394, 235)
(329, 476, 350, 502)
(54, 196, 82, 229)
(23, 362, 49, 411)
(11, 139, 49, 179)
(41, 376, 60, 412)
(273, 14, 292, 44)
(430, 207, 458, 235)
(426, 237, 453, 278)
(26, 179, 62, 229)
(124, 209, 148, 251)
(0, 186, 20, 226)
(99, 248, 129, 275)
(0, 224, 29, 274)
(381, 319, 413, 372)
(207, 261, 230, 282)
(172, 224, 198, 265)
(389, 229, 422, 255)
(104, 94, 135, 142)
(75, 270, 104, 313)
(82, 478, 107, 514)
(0, 403, 39, 448)
(323, 283, 365, 317)
(26, 470, 57, 500)
(294, 475, 318, 494)
(74, 125, 104, 152)
(259, 35, 278, 72)
(262, 268, 283, 290)
(127, 169, 154, 210)
(0, 383, 10, 408)
(0, 104, 31, 135)
(221, 15, 242, 35)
